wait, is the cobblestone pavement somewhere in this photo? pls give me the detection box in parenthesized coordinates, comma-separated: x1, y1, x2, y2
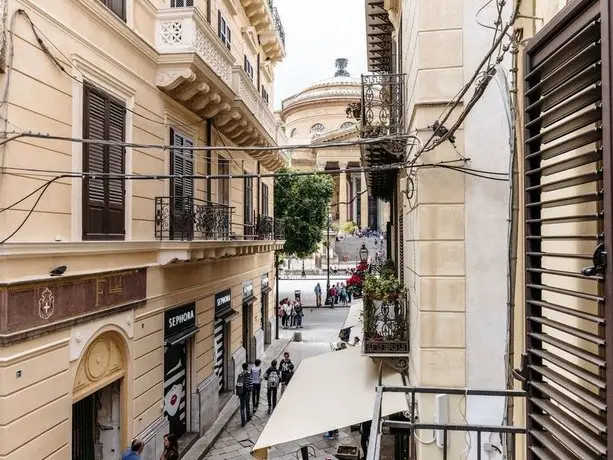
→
(204, 308, 361, 460)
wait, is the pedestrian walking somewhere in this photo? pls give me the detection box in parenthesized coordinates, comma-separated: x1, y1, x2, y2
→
(236, 362, 253, 426)
(251, 359, 262, 410)
(279, 352, 294, 397)
(314, 282, 322, 307)
(284, 302, 292, 329)
(294, 302, 303, 328)
(265, 359, 280, 414)
(121, 439, 143, 460)
(160, 434, 179, 460)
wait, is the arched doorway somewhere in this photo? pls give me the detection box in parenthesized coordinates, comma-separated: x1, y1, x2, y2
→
(72, 330, 128, 460)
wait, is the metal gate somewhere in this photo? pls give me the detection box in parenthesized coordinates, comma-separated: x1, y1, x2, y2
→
(72, 394, 95, 460)
(214, 318, 225, 392)
(523, 0, 613, 457)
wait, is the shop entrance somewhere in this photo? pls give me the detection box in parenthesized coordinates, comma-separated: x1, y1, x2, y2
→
(214, 317, 226, 393)
(164, 342, 188, 438)
(242, 302, 253, 363)
(72, 380, 121, 460)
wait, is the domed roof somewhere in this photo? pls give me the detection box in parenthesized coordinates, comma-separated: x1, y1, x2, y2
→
(281, 59, 361, 112)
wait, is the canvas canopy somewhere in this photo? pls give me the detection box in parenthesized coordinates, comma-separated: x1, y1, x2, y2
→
(252, 346, 408, 457)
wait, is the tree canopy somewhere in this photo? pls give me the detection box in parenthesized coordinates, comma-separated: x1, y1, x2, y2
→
(274, 168, 334, 258)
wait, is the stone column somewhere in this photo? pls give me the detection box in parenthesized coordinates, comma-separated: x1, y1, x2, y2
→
(361, 173, 369, 228)
(338, 161, 348, 224)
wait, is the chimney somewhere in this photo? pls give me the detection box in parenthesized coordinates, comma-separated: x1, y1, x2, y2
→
(334, 58, 350, 77)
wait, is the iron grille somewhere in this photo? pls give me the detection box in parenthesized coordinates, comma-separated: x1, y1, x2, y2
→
(72, 394, 95, 460)
(522, 0, 613, 458)
(365, 386, 526, 460)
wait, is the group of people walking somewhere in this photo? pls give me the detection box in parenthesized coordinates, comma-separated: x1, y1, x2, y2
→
(278, 297, 304, 328)
(235, 352, 295, 426)
(121, 434, 178, 460)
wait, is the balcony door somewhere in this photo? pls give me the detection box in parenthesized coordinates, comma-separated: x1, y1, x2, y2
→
(170, 128, 194, 240)
(522, 1, 613, 458)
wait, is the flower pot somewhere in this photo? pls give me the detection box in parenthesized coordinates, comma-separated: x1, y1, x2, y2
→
(372, 299, 383, 309)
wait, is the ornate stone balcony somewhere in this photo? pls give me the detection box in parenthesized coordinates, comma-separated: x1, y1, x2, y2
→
(154, 7, 285, 171)
(240, 0, 286, 61)
(362, 297, 409, 358)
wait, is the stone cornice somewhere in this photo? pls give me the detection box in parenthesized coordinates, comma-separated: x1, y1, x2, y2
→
(280, 96, 361, 121)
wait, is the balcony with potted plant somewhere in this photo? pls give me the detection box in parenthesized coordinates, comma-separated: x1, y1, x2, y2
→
(361, 271, 409, 357)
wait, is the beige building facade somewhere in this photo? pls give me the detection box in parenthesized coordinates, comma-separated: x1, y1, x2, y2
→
(280, 59, 388, 231)
(0, 0, 286, 458)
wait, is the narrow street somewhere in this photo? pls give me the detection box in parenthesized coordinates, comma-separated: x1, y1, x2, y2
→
(202, 307, 361, 460)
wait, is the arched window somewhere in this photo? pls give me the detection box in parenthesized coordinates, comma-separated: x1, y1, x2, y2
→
(340, 122, 355, 130)
(310, 123, 325, 136)
(290, 128, 298, 137)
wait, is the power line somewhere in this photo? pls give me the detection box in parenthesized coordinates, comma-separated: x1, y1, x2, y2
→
(0, 130, 420, 153)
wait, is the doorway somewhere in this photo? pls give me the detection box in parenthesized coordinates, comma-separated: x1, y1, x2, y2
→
(242, 302, 253, 363)
(164, 341, 188, 439)
(214, 318, 226, 393)
(72, 380, 121, 460)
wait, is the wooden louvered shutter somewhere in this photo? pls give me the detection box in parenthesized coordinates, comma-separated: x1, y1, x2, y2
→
(170, 129, 194, 199)
(523, 1, 613, 458)
(83, 85, 125, 240)
(83, 87, 106, 239)
(107, 98, 126, 237)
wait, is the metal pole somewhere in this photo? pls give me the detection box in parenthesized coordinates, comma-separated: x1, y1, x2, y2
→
(325, 217, 331, 303)
(275, 251, 280, 340)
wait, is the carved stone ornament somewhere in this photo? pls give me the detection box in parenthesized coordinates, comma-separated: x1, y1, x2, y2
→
(38, 287, 55, 320)
(156, 69, 196, 90)
(73, 331, 126, 401)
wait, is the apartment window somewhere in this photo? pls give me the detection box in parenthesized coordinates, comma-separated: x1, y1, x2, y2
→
(82, 84, 126, 240)
(261, 183, 269, 216)
(99, 0, 126, 21)
(261, 86, 269, 104)
(340, 122, 355, 130)
(218, 157, 230, 206)
(218, 11, 231, 50)
(169, 129, 194, 199)
(170, 0, 194, 6)
(310, 123, 325, 136)
(244, 56, 254, 81)
(244, 175, 254, 228)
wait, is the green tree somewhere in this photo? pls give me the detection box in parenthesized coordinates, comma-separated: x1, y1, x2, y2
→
(274, 168, 334, 258)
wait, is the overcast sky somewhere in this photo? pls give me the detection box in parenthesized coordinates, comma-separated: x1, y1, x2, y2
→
(273, 0, 367, 110)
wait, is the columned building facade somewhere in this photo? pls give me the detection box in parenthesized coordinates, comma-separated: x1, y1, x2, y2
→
(280, 59, 388, 231)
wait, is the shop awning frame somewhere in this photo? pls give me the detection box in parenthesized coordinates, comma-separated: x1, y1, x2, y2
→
(165, 325, 200, 347)
(216, 305, 240, 322)
(243, 294, 258, 305)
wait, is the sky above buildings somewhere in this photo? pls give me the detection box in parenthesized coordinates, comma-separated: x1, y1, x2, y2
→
(273, 0, 367, 110)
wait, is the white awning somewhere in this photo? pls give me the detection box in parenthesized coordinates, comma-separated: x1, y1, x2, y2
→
(252, 346, 408, 456)
(342, 300, 363, 340)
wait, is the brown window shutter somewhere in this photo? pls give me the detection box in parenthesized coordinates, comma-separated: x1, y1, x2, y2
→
(170, 129, 194, 199)
(107, 98, 126, 237)
(82, 85, 125, 240)
(83, 86, 107, 239)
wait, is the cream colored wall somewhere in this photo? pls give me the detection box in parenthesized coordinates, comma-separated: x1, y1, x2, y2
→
(401, 0, 468, 455)
(0, 332, 71, 459)
(0, 0, 277, 245)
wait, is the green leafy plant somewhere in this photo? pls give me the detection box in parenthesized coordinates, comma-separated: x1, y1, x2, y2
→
(274, 167, 334, 258)
(340, 221, 358, 234)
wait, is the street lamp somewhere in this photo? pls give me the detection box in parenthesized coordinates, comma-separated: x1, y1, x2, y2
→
(325, 213, 332, 304)
(359, 243, 369, 263)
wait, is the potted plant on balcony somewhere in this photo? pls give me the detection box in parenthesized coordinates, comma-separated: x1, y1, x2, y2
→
(363, 274, 386, 301)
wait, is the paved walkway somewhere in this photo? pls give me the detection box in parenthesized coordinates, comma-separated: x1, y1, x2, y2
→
(202, 308, 362, 460)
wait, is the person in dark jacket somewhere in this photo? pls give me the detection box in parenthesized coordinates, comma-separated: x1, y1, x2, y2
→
(264, 359, 281, 414)
(236, 362, 253, 426)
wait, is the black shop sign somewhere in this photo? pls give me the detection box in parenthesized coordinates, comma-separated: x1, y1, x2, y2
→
(165, 303, 196, 340)
(215, 289, 232, 316)
(242, 281, 254, 300)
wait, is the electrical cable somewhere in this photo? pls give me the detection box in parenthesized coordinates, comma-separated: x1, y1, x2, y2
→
(0, 130, 421, 153)
(15, 10, 208, 131)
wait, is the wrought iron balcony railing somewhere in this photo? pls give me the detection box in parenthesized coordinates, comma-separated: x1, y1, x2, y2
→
(360, 73, 405, 139)
(362, 297, 409, 355)
(256, 215, 274, 239)
(274, 218, 285, 239)
(272, 7, 285, 47)
(155, 196, 233, 241)
(367, 386, 526, 460)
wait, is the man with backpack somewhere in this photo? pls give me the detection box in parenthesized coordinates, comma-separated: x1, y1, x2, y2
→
(264, 359, 280, 414)
(236, 362, 253, 427)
